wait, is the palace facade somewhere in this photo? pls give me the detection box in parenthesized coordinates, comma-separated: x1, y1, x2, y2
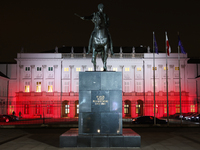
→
(0, 46, 199, 118)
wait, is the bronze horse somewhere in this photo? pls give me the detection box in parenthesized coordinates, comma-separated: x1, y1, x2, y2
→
(76, 4, 113, 71)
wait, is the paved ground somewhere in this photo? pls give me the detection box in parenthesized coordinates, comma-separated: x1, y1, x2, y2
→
(0, 127, 200, 150)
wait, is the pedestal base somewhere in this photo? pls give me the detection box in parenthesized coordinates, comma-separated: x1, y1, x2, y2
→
(60, 128, 141, 147)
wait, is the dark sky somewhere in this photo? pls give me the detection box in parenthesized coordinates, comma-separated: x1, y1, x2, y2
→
(1, 0, 200, 62)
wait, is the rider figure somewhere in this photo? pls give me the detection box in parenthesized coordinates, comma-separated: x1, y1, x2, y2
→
(79, 4, 114, 55)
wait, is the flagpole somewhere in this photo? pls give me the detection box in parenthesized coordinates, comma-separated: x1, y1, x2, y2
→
(153, 32, 156, 125)
(178, 33, 182, 126)
(165, 32, 169, 126)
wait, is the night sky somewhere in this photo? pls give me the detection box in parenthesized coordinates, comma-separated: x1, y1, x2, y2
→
(1, 0, 200, 62)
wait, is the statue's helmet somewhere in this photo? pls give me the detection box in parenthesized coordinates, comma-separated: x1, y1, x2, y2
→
(98, 3, 104, 11)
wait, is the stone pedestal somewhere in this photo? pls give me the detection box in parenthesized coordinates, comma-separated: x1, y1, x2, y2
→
(79, 71, 122, 135)
(60, 71, 141, 147)
(60, 128, 141, 147)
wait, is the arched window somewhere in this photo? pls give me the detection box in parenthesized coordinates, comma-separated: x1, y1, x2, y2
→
(75, 100, 79, 117)
(62, 100, 69, 117)
(124, 100, 131, 117)
(137, 100, 143, 116)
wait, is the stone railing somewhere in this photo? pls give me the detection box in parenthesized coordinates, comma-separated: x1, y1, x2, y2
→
(62, 53, 144, 59)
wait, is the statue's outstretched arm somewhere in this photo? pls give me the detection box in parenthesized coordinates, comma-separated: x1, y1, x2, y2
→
(75, 13, 94, 20)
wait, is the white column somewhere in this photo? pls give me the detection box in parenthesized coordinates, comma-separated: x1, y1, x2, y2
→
(53, 65, 58, 92)
(131, 65, 136, 92)
(42, 65, 47, 92)
(19, 65, 24, 92)
(31, 65, 35, 92)
(158, 65, 163, 92)
(169, 65, 174, 92)
(69, 65, 74, 92)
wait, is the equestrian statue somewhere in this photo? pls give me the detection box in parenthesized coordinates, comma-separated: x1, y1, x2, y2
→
(75, 3, 114, 71)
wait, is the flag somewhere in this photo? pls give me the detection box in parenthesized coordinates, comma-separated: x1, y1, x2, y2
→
(154, 34, 159, 54)
(166, 34, 171, 56)
(178, 35, 186, 54)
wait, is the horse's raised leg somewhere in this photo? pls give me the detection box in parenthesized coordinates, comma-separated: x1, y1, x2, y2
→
(103, 46, 108, 71)
(92, 48, 97, 71)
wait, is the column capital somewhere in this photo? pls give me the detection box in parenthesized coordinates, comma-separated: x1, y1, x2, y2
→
(131, 65, 136, 69)
(181, 65, 185, 68)
(31, 65, 35, 68)
(69, 65, 74, 69)
(19, 65, 24, 69)
(42, 65, 47, 68)
(53, 65, 58, 68)
(107, 65, 112, 70)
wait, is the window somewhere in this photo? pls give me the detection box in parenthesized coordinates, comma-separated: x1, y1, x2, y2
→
(113, 68, 117, 71)
(76, 68, 81, 71)
(36, 82, 41, 92)
(48, 67, 53, 71)
(125, 68, 129, 71)
(164, 104, 167, 114)
(176, 105, 180, 113)
(191, 105, 195, 112)
(64, 67, 69, 71)
(25, 67, 30, 71)
(88, 67, 93, 71)
(164, 81, 166, 92)
(37, 67, 41, 71)
(24, 104, 29, 114)
(65, 105, 69, 114)
(175, 67, 179, 70)
(77, 104, 79, 114)
(48, 81, 53, 92)
(175, 81, 179, 92)
(47, 105, 53, 114)
(164, 67, 168, 70)
(136, 81, 142, 92)
(153, 104, 158, 114)
(35, 105, 40, 114)
(124, 81, 130, 92)
(152, 80, 157, 92)
(25, 82, 30, 92)
(63, 81, 69, 92)
(124, 104, 129, 114)
(76, 81, 79, 92)
(152, 67, 157, 70)
(9, 105, 14, 114)
(136, 104, 140, 114)
(137, 67, 141, 71)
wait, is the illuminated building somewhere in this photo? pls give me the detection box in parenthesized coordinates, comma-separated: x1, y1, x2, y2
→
(0, 46, 199, 118)
(0, 72, 9, 114)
